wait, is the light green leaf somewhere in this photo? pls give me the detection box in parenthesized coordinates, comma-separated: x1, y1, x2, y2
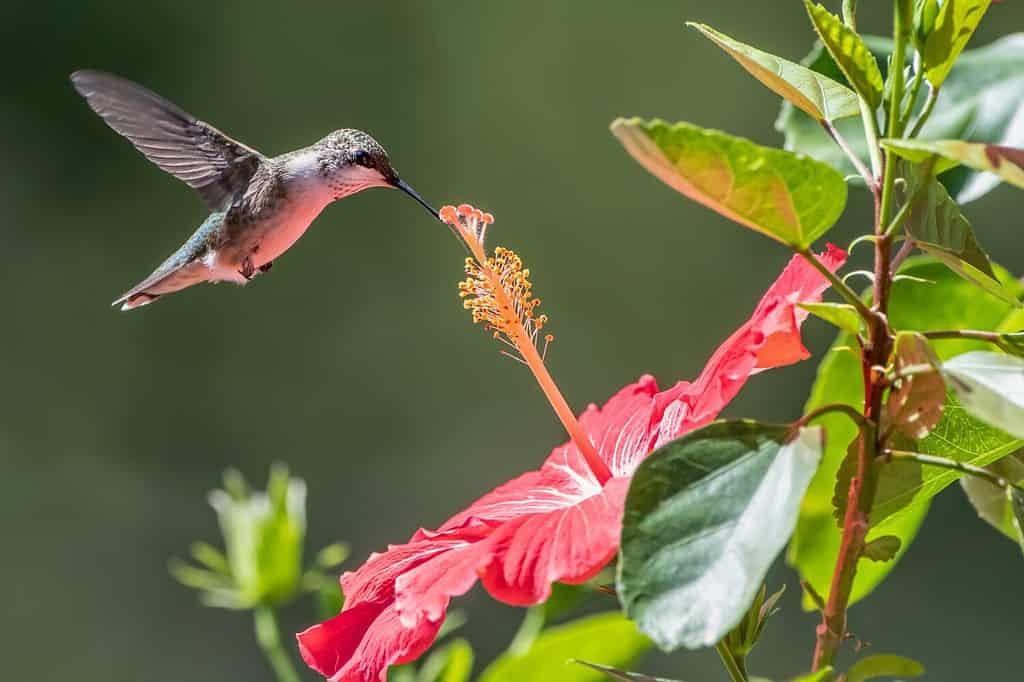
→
(478, 613, 651, 682)
(961, 453, 1024, 542)
(611, 118, 847, 248)
(789, 259, 1023, 608)
(416, 640, 475, 682)
(846, 653, 924, 682)
(884, 138, 1024, 190)
(618, 421, 823, 650)
(573, 661, 683, 682)
(688, 23, 859, 122)
(943, 352, 1024, 438)
(779, 34, 1024, 203)
(803, 1, 884, 107)
(923, 0, 992, 87)
(799, 302, 863, 337)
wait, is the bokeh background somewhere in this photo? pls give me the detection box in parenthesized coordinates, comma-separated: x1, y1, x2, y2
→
(3, 1, 1023, 680)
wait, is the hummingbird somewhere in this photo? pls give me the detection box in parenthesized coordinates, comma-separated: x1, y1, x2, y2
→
(70, 70, 439, 311)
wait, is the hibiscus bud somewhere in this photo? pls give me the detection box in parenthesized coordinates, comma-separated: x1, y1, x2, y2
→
(913, 0, 938, 49)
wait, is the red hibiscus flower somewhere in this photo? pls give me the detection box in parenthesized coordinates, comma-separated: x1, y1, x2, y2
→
(297, 205, 846, 682)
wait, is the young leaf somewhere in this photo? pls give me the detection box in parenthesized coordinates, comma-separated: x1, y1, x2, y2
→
(861, 535, 902, 562)
(790, 259, 1024, 608)
(803, 1, 885, 108)
(779, 34, 1024, 203)
(688, 23, 860, 122)
(923, 0, 993, 87)
(618, 421, 823, 650)
(884, 139, 1024, 190)
(573, 661, 683, 682)
(799, 302, 863, 337)
(943, 351, 1024, 439)
(478, 613, 651, 682)
(885, 333, 946, 440)
(961, 453, 1024, 542)
(611, 118, 847, 248)
(898, 165, 1017, 306)
(845, 653, 925, 682)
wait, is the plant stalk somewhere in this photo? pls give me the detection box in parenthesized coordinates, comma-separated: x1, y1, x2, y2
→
(883, 450, 1024, 492)
(715, 641, 748, 682)
(254, 606, 302, 682)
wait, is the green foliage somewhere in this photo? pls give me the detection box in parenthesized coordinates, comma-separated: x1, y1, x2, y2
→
(799, 302, 863, 337)
(803, 1, 885, 107)
(885, 332, 945, 441)
(845, 653, 924, 682)
(922, 0, 992, 87)
(618, 421, 822, 650)
(885, 138, 1024, 190)
(478, 613, 651, 682)
(861, 535, 902, 562)
(573, 661, 682, 682)
(688, 23, 860, 121)
(943, 352, 1024, 439)
(961, 453, 1024, 543)
(610, 118, 847, 248)
(790, 260, 1023, 607)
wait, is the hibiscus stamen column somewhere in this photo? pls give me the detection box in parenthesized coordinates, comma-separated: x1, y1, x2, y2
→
(440, 204, 613, 484)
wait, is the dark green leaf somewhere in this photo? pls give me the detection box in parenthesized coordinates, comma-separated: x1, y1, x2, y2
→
(846, 653, 924, 682)
(803, 1, 884, 107)
(789, 259, 1024, 608)
(478, 613, 651, 682)
(779, 34, 1024, 202)
(943, 351, 1024, 438)
(799, 302, 863, 337)
(861, 535, 902, 562)
(688, 23, 859, 122)
(619, 421, 822, 650)
(610, 118, 847, 249)
(923, 0, 992, 87)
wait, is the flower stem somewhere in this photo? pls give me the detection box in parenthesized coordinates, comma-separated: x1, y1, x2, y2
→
(715, 641, 748, 682)
(254, 606, 302, 682)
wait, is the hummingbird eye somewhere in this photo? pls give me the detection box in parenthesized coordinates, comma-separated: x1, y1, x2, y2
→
(354, 150, 374, 168)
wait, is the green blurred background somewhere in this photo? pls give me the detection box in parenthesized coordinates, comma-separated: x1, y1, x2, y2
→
(3, 1, 1023, 680)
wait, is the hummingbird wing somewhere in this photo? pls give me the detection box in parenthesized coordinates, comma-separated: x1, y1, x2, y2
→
(71, 70, 265, 210)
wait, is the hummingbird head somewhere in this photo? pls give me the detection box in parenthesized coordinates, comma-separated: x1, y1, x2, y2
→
(318, 129, 437, 218)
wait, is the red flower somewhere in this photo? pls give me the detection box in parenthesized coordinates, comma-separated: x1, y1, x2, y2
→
(298, 245, 847, 682)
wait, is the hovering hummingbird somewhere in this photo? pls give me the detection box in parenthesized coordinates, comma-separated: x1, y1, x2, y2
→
(71, 70, 439, 311)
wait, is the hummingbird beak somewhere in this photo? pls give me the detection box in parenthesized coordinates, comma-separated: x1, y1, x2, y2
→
(392, 178, 439, 220)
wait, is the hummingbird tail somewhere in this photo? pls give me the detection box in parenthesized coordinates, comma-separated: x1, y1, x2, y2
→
(115, 292, 161, 311)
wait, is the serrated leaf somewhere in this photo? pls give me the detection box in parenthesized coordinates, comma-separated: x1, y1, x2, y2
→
(861, 535, 902, 562)
(478, 613, 650, 682)
(884, 138, 1024, 190)
(688, 23, 859, 122)
(789, 259, 1024, 608)
(923, 0, 992, 87)
(573, 661, 683, 682)
(611, 118, 847, 248)
(886, 333, 946, 440)
(943, 351, 1024, 438)
(803, 1, 884, 108)
(846, 653, 924, 682)
(961, 452, 1024, 541)
(800, 302, 863, 337)
(618, 421, 822, 650)
(779, 34, 1024, 203)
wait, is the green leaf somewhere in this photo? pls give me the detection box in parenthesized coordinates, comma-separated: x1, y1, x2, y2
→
(1011, 487, 1024, 552)
(611, 118, 847, 248)
(789, 669, 833, 682)
(923, 0, 992, 87)
(861, 535, 901, 562)
(885, 333, 946, 440)
(415, 639, 474, 682)
(573, 661, 683, 682)
(618, 421, 823, 650)
(779, 34, 1024, 203)
(845, 653, 925, 682)
(478, 613, 651, 682)
(961, 453, 1024, 542)
(884, 138, 1024, 190)
(789, 258, 1024, 608)
(803, 1, 884, 108)
(943, 351, 1024, 438)
(688, 23, 859, 122)
(799, 302, 863, 337)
